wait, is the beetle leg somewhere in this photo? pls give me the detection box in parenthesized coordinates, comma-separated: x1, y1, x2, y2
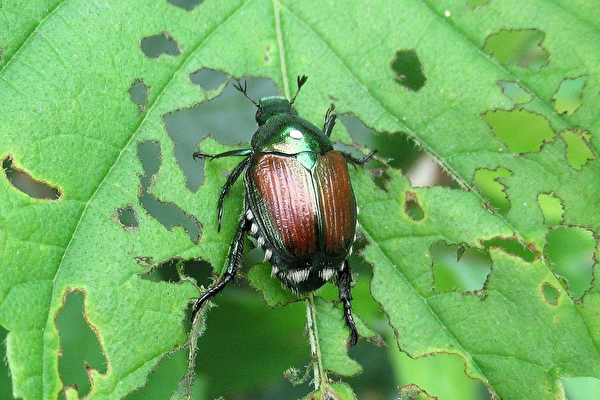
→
(191, 215, 249, 322)
(215, 157, 251, 232)
(340, 150, 377, 167)
(193, 148, 252, 160)
(194, 150, 252, 231)
(336, 260, 358, 346)
(323, 104, 336, 137)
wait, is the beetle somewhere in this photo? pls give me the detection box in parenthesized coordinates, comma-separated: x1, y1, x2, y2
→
(191, 76, 374, 346)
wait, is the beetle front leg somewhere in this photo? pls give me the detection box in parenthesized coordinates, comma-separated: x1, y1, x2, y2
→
(336, 260, 358, 346)
(341, 150, 377, 168)
(191, 215, 250, 322)
(193, 148, 252, 160)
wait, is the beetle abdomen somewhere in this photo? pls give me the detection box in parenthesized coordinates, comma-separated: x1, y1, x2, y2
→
(247, 151, 357, 263)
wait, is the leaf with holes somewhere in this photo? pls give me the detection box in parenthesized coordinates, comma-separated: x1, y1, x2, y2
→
(1, 1, 600, 400)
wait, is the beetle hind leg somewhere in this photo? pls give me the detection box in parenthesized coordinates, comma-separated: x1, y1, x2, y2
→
(191, 215, 249, 322)
(193, 150, 251, 231)
(215, 157, 251, 232)
(336, 260, 358, 346)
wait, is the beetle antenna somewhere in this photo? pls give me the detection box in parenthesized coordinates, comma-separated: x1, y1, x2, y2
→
(233, 79, 259, 107)
(290, 75, 308, 106)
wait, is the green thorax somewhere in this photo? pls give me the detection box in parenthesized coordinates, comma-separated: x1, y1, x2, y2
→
(250, 96, 333, 156)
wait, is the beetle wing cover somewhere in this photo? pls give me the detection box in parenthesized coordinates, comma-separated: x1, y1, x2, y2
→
(248, 151, 356, 261)
(249, 153, 319, 258)
(314, 151, 357, 256)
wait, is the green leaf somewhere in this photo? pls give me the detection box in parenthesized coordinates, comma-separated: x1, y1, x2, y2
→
(310, 296, 362, 376)
(2, 0, 600, 399)
(398, 384, 438, 400)
(248, 263, 298, 307)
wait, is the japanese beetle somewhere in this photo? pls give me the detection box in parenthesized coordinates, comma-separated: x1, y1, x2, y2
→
(192, 76, 374, 346)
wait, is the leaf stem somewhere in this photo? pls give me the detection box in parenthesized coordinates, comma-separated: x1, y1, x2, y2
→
(171, 307, 207, 400)
(306, 293, 328, 390)
(272, 0, 290, 98)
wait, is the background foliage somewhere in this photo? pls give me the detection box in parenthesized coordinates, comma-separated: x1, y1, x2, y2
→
(1, 0, 599, 399)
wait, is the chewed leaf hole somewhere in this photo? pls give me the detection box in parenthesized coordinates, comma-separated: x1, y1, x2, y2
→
(335, 114, 408, 190)
(406, 155, 456, 187)
(112, 204, 139, 230)
(391, 49, 426, 91)
(127, 348, 194, 399)
(431, 242, 492, 292)
(561, 129, 596, 170)
(128, 79, 149, 114)
(561, 377, 600, 400)
(137, 140, 202, 243)
(367, 169, 392, 192)
(3, 156, 61, 200)
(56, 290, 107, 397)
(338, 114, 419, 170)
(484, 28, 549, 71)
(140, 32, 181, 59)
(473, 167, 512, 214)
(552, 76, 587, 116)
(189, 68, 228, 92)
(163, 77, 279, 191)
(404, 191, 424, 221)
(482, 109, 555, 154)
(483, 237, 536, 262)
(545, 226, 596, 300)
(167, 0, 204, 11)
(338, 115, 454, 188)
(537, 192, 564, 226)
(397, 355, 489, 400)
(542, 282, 560, 305)
(138, 257, 213, 286)
(335, 107, 450, 188)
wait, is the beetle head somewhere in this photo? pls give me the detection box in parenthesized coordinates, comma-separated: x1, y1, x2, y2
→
(255, 97, 297, 126)
(234, 75, 308, 126)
